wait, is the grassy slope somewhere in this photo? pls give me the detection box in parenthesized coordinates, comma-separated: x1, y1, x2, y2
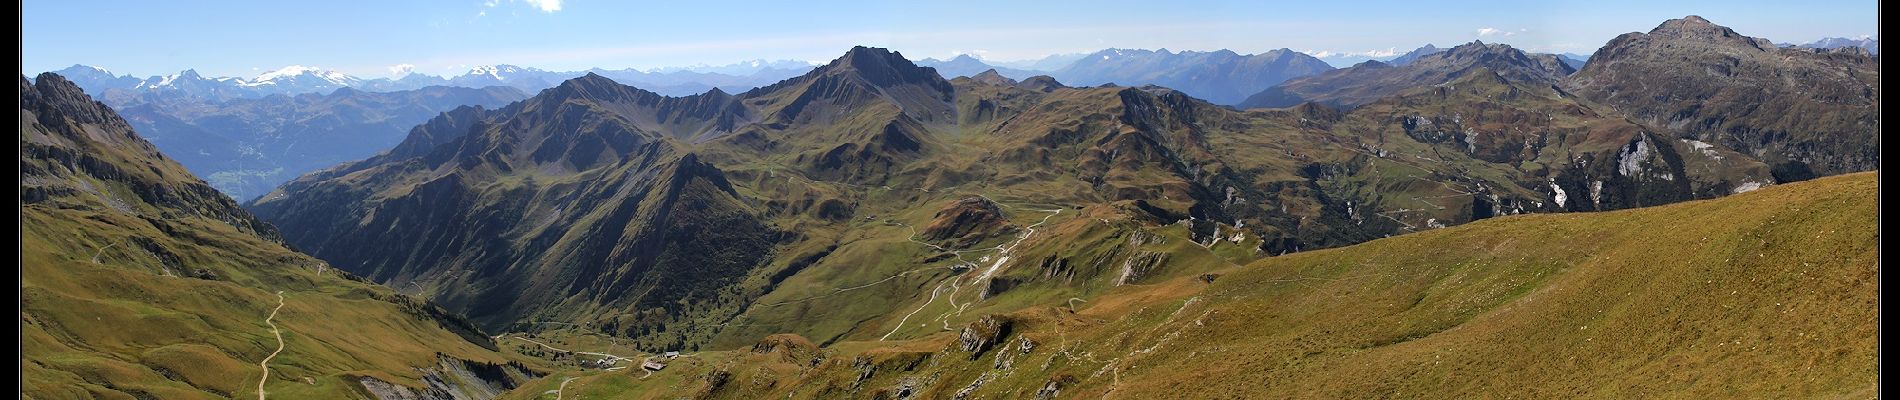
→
(21, 75, 548, 399)
(507, 171, 1875, 398)
(20, 197, 543, 400)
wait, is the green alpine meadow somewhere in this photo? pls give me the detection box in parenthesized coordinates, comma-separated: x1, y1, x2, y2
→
(20, 2, 1879, 398)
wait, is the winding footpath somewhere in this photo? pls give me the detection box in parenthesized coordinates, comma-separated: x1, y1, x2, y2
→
(555, 377, 578, 400)
(257, 291, 286, 400)
(90, 242, 118, 264)
(881, 207, 1064, 341)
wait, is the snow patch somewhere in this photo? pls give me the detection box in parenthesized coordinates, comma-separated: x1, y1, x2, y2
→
(1550, 179, 1568, 208)
(1680, 139, 1723, 160)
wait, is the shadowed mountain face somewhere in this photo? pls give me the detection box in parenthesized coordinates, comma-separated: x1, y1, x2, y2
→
(1563, 16, 1880, 176)
(21, 73, 538, 399)
(1239, 41, 1576, 109)
(111, 85, 529, 201)
(249, 41, 1793, 355)
(1053, 48, 1336, 105)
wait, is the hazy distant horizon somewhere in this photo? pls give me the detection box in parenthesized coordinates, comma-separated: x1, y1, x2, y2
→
(23, 0, 1878, 79)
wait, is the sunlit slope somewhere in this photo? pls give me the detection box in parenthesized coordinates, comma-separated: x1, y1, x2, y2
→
(20, 73, 544, 399)
(529, 171, 1874, 399)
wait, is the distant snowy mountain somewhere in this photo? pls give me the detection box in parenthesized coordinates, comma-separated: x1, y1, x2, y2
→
(123, 69, 253, 101)
(446, 64, 574, 91)
(1795, 37, 1879, 54)
(48, 64, 142, 95)
(237, 65, 364, 93)
(357, 73, 452, 91)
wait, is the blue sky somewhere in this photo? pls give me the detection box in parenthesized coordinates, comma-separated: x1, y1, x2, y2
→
(22, 0, 1878, 79)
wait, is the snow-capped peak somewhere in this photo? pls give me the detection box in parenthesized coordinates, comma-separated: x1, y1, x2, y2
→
(465, 65, 526, 80)
(255, 65, 319, 81)
(68, 64, 113, 75)
(241, 65, 362, 88)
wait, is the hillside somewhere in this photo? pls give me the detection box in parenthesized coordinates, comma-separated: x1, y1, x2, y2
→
(20, 73, 545, 399)
(249, 44, 1784, 358)
(503, 171, 1877, 399)
(1564, 16, 1880, 176)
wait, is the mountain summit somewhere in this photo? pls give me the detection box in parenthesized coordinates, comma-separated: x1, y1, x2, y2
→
(1565, 15, 1880, 175)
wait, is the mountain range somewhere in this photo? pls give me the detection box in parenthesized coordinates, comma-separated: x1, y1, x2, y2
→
(246, 16, 1869, 362)
(1238, 41, 1577, 109)
(915, 55, 1044, 80)
(1047, 48, 1337, 105)
(1783, 36, 1880, 54)
(50, 61, 819, 102)
(21, 14, 1878, 399)
(114, 85, 530, 201)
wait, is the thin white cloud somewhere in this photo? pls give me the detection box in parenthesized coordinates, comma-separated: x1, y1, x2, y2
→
(1478, 27, 1530, 37)
(387, 64, 416, 76)
(950, 49, 992, 59)
(522, 0, 560, 12)
(484, 0, 559, 13)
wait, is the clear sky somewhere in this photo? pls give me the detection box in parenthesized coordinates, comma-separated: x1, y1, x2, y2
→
(22, 0, 1879, 79)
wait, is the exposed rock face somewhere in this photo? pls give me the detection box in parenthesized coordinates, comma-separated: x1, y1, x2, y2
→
(359, 357, 540, 400)
(1117, 251, 1170, 285)
(922, 197, 1016, 248)
(956, 315, 1013, 360)
(1564, 15, 1880, 176)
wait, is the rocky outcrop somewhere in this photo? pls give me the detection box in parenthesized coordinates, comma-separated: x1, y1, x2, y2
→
(357, 356, 540, 400)
(955, 315, 1013, 360)
(922, 197, 1016, 248)
(1117, 251, 1171, 285)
